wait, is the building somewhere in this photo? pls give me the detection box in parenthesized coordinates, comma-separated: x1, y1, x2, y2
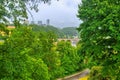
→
(38, 21, 42, 25)
(24, 19, 29, 24)
(7, 26, 15, 36)
(0, 26, 15, 38)
(46, 19, 50, 26)
(31, 21, 35, 24)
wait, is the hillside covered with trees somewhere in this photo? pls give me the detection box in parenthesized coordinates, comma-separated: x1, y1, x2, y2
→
(0, 25, 80, 80)
(31, 24, 78, 38)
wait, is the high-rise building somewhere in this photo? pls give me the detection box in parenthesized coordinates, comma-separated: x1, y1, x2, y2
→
(46, 19, 50, 26)
(38, 21, 42, 25)
(31, 21, 35, 24)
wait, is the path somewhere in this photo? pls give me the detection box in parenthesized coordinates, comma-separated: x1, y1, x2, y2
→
(57, 69, 90, 80)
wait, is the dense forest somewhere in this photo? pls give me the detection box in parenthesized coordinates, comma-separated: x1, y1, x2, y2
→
(31, 24, 78, 38)
(0, 24, 80, 80)
(0, 0, 120, 80)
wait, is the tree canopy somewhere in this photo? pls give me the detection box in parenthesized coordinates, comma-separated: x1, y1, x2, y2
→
(0, 25, 80, 79)
(77, 0, 120, 79)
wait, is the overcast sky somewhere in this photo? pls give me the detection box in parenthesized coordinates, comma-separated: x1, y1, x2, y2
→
(28, 0, 82, 28)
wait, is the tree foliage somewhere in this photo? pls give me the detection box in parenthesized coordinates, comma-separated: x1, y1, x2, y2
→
(0, 0, 82, 79)
(77, 0, 120, 79)
(0, 25, 80, 80)
(56, 41, 80, 76)
(0, 0, 53, 25)
(0, 27, 50, 80)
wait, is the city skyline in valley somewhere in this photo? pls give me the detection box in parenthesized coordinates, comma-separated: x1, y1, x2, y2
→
(28, 0, 82, 28)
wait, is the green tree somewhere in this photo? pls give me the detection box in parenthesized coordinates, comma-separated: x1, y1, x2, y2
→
(0, 27, 50, 80)
(77, 0, 120, 79)
(56, 41, 80, 76)
(0, 26, 62, 80)
(34, 31, 61, 79)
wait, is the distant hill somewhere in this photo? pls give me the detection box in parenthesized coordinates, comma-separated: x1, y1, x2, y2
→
(30, 24, 62, 37)
(30, 24, 78, 38)
(61, 27, 78, 38)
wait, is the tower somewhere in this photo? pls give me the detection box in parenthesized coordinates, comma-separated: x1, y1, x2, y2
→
(46, 19, 50, 26)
